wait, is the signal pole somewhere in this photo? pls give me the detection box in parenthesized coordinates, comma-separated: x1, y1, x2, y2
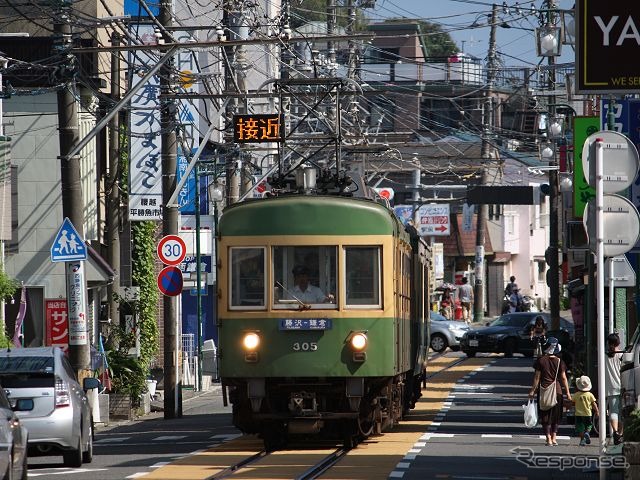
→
(160, 0, 181, 419)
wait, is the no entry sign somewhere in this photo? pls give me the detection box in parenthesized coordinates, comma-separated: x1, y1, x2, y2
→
(157, 266, 184, 296)
(157, 234, 186, 266)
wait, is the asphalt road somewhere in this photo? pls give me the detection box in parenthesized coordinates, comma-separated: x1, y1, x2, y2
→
(24, 352, 627, 479)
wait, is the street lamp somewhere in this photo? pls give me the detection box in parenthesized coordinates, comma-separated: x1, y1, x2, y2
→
(561, 9, 575, 46)
(536, 2, 562, 334)
(535, 24, 562, 57)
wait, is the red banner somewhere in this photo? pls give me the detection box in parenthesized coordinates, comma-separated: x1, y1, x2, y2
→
(45, 299, 68, 352)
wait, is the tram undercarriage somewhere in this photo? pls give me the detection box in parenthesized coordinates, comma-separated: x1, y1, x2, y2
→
(226, 372, 423, 450)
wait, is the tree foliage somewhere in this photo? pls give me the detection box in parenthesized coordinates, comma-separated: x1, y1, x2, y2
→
(290, 0, 367, 30)
(418, 21, 458, 57)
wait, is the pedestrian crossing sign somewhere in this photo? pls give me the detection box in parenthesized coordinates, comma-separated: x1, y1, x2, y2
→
(50, 217, 87, 262)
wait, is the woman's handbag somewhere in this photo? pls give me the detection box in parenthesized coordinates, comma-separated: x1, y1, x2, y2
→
(539, 358, 560, 411)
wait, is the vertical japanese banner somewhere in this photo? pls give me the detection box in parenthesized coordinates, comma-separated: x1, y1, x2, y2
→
(46, 299, 69, 353)
(129, 25, 162, 221)
(66, 262, 87, 345)
(12, 285, 26, 347)
(176, 33, 199, 214)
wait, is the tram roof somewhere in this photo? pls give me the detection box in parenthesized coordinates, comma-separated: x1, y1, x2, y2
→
(219, 195, 405, 237)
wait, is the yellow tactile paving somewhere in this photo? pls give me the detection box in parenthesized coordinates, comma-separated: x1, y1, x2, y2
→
(137, 355, 493, 479)
(317, 356, 493, 480)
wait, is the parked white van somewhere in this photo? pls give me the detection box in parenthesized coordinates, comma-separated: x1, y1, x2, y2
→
(621, 328, 640, 415)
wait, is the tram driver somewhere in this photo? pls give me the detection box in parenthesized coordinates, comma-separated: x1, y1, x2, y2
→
(289, 265, 335, 304)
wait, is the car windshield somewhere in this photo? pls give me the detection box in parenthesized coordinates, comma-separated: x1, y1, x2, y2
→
(490, 315, 530, 327)
(0, 356, 54, 373)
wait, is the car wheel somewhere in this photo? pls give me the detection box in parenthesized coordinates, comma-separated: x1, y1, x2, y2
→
(82, 421, 93, 464)
(504, 338, 517, 358)
(430, 334, 448, 353)
(63, 436, 82, 468)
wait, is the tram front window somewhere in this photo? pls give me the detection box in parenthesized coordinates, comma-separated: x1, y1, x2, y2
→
(345, 246, 381, 307)
(230, 247, 266, 309)
(273, 246, 337, 309)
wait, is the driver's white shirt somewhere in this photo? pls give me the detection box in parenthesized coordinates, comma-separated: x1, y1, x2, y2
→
(291, 284, 326, 303)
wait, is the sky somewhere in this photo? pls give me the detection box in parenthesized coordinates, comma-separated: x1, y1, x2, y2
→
(368, 0, 576, 67)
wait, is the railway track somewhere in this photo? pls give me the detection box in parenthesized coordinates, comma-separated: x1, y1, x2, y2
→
(202, 353, 472, 480)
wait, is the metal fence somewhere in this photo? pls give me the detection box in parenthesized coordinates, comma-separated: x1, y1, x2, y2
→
(181, 333, 196, 387)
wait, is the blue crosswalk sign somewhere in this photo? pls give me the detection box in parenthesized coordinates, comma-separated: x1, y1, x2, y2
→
(51, 217, 87, 262)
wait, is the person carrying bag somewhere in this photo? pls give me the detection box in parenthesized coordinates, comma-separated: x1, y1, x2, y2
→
(539, 359, 560, 410)
(528, 337, 572, 446)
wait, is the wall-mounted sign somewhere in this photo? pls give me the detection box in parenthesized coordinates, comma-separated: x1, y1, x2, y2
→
(233, 114, 283, 143)
(576, 2, 640, 93)
(45, 299, 68, 353)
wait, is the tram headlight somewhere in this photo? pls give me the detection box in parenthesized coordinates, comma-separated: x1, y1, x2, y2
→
(242, 332, 260, 351)
(349, 332, 368, 351)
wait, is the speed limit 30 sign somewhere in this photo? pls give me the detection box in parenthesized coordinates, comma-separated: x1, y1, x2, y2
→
(157, 235, 187, 266)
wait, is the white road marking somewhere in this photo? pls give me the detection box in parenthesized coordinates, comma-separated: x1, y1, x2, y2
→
(396, 462, 411, 468)
(29, 469, 109, 477)
(389, 472, 405, 478)
(152, 435, 187, 441)
(482, 434, 512, 438)
(94, 437, 131, 443)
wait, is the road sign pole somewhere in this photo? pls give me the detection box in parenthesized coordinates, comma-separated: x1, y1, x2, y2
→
(595, 138, 607, 459)
(609, 259, 614, 335)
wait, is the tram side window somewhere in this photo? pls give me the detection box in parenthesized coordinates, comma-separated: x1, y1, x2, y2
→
(345, 247, 381, 307)
(230, 247, 266, 309)
(273, 246, 337, 309)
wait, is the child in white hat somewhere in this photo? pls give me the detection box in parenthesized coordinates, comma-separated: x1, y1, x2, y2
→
(573, 375, 599, 446)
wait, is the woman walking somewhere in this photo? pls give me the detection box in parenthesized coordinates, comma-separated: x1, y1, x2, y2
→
(528, 337, 572, 445)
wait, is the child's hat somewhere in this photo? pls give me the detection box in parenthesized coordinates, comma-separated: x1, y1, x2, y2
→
(576, 375, 592, 392)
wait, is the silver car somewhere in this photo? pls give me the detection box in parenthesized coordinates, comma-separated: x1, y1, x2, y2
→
(0, 382, 29, 479)
(429, 312, 470, 353)
(0, 347, 100, 467)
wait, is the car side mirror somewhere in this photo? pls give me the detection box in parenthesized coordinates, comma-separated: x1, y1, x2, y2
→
(13, 398, 34, 412)
(83, 377, 101, 391)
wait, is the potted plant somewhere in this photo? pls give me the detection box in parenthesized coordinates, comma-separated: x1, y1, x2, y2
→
(623, 408, 640, 479)
(105, 327, 149, 419)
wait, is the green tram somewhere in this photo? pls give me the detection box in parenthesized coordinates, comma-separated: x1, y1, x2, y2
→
(217, 194, 432, 449)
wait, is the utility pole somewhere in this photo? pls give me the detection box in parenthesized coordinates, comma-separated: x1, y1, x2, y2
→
(54, 6, 90, 374)
(223, 0, 241, 205)
(474, 3, 498, 322)
(160, 0, 181, 419)
(107, 32, 121, 334)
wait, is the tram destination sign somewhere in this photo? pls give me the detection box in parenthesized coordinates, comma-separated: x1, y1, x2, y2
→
(279, 319, 332, 330)
(576, 2, 640, 93)
(233, 114, 283, 143)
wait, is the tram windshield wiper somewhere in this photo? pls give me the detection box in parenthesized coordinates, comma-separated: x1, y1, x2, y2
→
(275, 281, 311, 310)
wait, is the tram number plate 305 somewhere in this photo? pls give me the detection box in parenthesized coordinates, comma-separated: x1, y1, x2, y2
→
(293, 342, 318, 351)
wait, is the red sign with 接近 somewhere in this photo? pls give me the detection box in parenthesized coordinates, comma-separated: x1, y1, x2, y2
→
(46, 299, 68, 352)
